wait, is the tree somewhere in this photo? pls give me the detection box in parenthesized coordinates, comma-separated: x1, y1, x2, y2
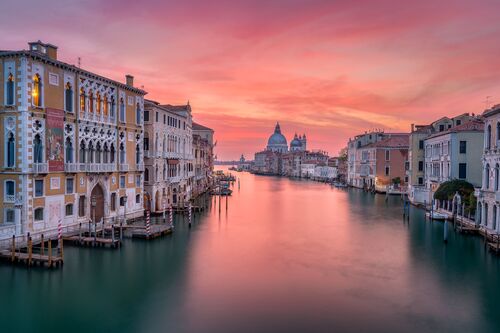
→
(433, 179, 476, 212)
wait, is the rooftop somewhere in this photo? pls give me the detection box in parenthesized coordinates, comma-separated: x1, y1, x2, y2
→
(0, 41, 146, 95)
(193, 122, 214, 132)
(427, 119, 484, 139)
(365, 134, 409, 149)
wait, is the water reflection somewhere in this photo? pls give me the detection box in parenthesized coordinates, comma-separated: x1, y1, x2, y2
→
(1, 170, 500, 333)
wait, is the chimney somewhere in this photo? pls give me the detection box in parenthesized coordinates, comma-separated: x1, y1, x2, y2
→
(411, 123, 415, 132)
(28, 40, 58, 60)
(126, 75, 134, 87)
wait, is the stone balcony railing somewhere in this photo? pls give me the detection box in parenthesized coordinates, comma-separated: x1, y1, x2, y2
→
(33, 162, 48, 174)
(136, 163, 145, 171)
(80, 111, 116, 125)
(119, 164, 129, 172)
(78, 163, 115, 173)
(169, 176, 181, 183)
(4, 194, 15, 203)
(65, 163, 79, 173)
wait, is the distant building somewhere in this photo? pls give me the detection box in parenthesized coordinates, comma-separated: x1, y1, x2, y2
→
(347, 131, 406, 189)
(290, 133, 307, 152)
(355, 134, 409, 193)
(266, 122, 288, 153)
(192, 121, 214, 198)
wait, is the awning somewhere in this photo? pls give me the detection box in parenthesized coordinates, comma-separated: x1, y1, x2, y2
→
(167, 159, 179, 165)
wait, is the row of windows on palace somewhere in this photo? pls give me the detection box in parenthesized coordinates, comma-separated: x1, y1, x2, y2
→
(143, 163, 194, 183)
(4, 73, 142, 124)
(4, 133, 143, 168)
(2, 176, 142, 224)
(145, 110, 187, 130)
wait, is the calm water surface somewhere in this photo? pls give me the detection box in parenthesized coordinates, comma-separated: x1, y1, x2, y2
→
(1, 170, 500, 333)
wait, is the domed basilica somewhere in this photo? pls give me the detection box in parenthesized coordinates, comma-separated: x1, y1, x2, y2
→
(266, 122, 306, 153)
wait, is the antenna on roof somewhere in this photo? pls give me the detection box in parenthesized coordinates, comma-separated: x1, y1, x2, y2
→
(485, 96, 493, 109)
(77, 57, 81, 68)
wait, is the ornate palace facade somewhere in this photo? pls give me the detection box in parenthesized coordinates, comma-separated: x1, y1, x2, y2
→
(0, 41, 146, 241)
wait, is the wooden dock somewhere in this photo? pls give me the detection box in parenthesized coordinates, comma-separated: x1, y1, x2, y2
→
(63, 235, 120, 248)
(132, 224, 173, 240)
(0, 250, 63, 268)
(0, 235, 64, 268)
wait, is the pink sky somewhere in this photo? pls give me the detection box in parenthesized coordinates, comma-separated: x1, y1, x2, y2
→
(2, 0, 500, 160)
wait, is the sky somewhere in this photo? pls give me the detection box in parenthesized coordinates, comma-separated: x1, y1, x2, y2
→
(2, 0, 500, 160)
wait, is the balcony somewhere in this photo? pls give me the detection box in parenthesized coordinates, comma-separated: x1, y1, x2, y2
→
(80, 111, 116, 125)
(137, 163, 145, 171)
(169, 176, 181, 183)
(78, 163, 115, 173)
(65, 163, 79, 173)
(119, 164, 129, 172)
(33, 163, 48, 174)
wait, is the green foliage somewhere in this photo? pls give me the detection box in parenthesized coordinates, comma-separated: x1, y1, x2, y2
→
(392, 177, 401, 185)
(434, 179, 476, 212)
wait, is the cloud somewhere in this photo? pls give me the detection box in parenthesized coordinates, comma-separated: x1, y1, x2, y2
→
(1, 0, 500, 159)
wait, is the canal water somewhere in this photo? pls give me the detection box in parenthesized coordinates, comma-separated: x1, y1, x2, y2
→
(1, 170, 500, 333)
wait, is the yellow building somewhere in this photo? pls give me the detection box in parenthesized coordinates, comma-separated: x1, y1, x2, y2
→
(0, 41, 146, 241)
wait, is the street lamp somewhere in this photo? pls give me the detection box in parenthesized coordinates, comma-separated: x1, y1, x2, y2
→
(14, 195, 23, 236)
(123, 195, 128, 225)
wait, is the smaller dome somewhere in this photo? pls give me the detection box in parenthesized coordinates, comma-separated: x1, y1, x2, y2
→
(290, 138, 301, 147)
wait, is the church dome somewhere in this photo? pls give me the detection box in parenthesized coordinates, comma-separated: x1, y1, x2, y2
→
(268, 132, 287, 146)
(267, 123, 287, 146)
(290, 137, 301, 147)
(266, 122, 288, 152)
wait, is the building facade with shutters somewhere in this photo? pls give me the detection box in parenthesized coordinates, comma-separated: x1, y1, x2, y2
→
(143, 100, 194, 213)
(476, 105, 500, 232)
(407, 113, 474, 205)
(423, 119, 484, 204)
(0, 41, 146, 241)
(192, 122, 214, 198)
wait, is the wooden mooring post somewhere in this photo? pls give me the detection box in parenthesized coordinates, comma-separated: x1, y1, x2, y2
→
(28, 236, 33, 266)
(11, 235, 15, 263)
(48, 239, 52, 268)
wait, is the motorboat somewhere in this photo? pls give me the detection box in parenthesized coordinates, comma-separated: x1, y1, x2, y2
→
(426, 211, 449, 220)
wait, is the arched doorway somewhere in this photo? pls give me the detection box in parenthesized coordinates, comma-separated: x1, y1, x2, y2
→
(143, 192, 151, 211)
(173, 188, 178, 205)
(91, 184, 105, 223)
(155, 190, 162, 212)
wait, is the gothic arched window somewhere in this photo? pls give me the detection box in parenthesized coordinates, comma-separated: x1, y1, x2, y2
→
(80, 88, 85, 112)
(135, 144, 140, 165)
(6, 73, 14, 105)
(136, 102, 141, 124)
(96, 92, 101, 114)
(120, 143, 125, 164)
(33, 134, 43, 163)
(89, 90, 94, 113)
(65, 137, 73, 163)
(119, 97, 125, 122)
(33, 74, 42, 107)
(7, 132, 15, 167)
(65, 82, 73, 112)
(79, 140, 86, 163)
(110, 143, 115, 163)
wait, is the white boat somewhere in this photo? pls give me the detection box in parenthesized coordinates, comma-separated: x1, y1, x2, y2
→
(426, 211, 449, 220)
(333, 182, 347, 188)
